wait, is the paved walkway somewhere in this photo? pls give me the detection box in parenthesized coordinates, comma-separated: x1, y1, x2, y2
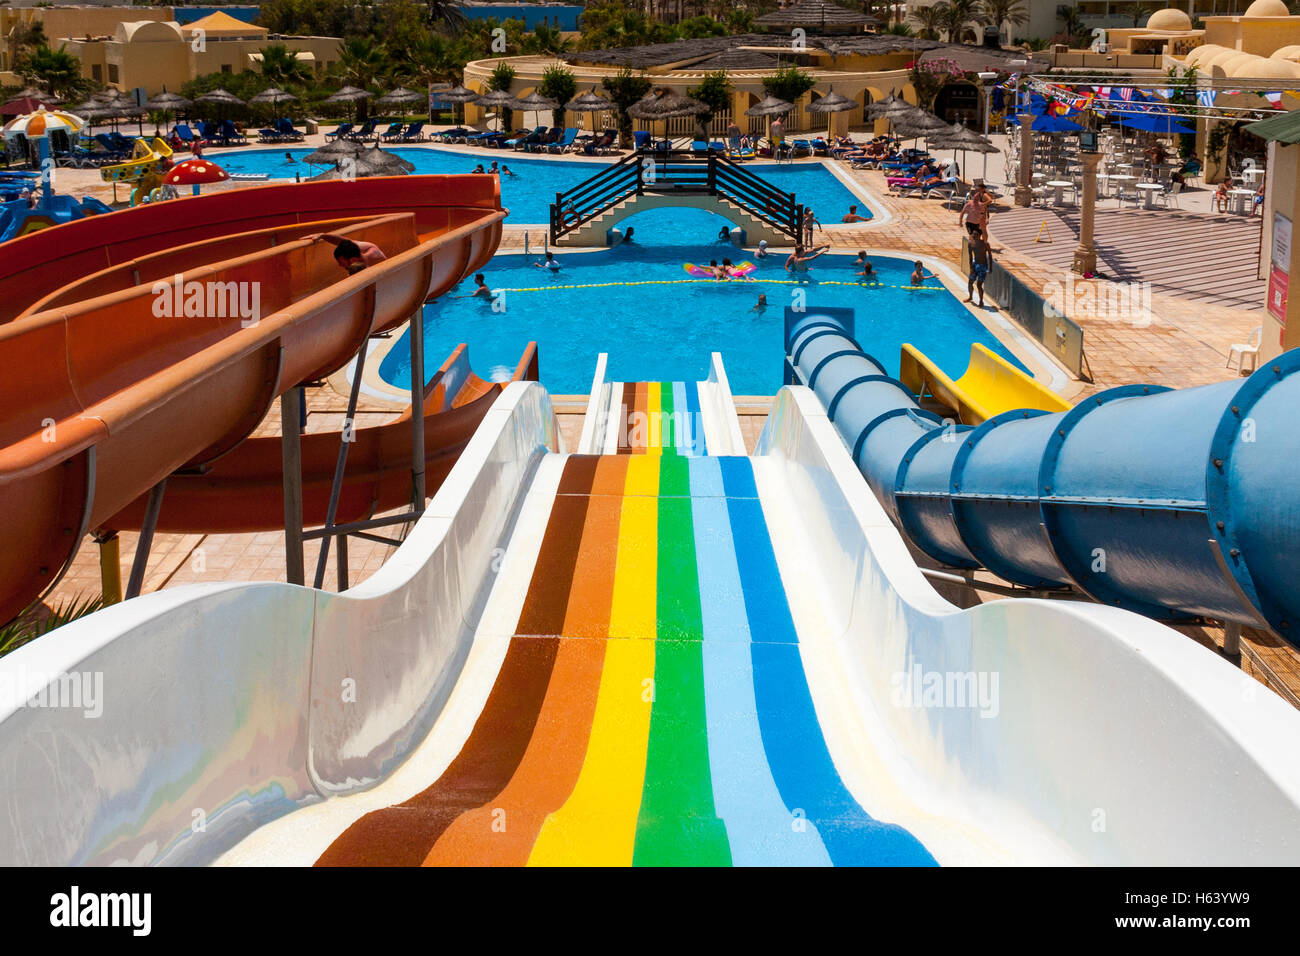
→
(990, 203, 1265, 312)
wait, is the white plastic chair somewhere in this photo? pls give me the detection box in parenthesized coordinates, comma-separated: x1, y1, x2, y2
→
(1155, 180, 1182, 209)
(1227, 326, 1262, 373)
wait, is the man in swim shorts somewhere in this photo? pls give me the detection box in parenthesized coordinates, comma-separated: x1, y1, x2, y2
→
(966, 225, 999, 308)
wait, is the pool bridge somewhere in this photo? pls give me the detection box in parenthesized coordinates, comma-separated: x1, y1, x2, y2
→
(549, 147, 805, 247)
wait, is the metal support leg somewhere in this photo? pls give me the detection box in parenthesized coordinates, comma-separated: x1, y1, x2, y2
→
(281, 387, 305, 586)
(125, 480, 166, 599)
(409, 306, 427, 511)
(336, 533, 349, 591)
(313, 335, 372, 589)
(96, 532, 122, 605)
(1224, 621, 1242, 663)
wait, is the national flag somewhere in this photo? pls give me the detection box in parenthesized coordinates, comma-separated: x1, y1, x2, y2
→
(1197, 89, 1217, 106)
(1117, 87, 1134, 101)
(1265, 91, 1284, 105)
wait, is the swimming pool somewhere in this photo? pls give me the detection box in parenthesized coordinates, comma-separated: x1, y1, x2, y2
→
(213, 147, 870, 224)
(377, 228, 1029, 396)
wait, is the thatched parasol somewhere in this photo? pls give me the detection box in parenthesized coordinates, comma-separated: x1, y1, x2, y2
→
(303, 138, 362, 165)
(475, 89, 515, 132)
(359, 141, 415, 173)
(805, 87, 857, 140)
(927, 122, 999, 180)
(629, 89, 708, 153)
(196, 88, 246, 106)
(511, 90, 560, 129)
(377, 86, 422, 106)
(435, 83, 479, 124)
(249, 87, 297, 105)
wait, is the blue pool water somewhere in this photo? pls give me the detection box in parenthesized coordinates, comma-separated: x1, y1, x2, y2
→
(378, 213, 1029, 396)
(213, 147, 868, 224)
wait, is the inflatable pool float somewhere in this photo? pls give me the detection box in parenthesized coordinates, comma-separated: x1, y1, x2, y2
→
(683, 261, 757, 279)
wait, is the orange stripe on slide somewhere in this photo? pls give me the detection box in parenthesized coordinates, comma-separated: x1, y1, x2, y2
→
(422, 456, 628, 866)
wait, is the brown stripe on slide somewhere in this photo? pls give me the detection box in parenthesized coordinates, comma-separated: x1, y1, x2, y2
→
(314, 456, 597, 866)
(422, 456, 625, 865)
(555, 454, 599, 496)
(616, 382, 635, 455)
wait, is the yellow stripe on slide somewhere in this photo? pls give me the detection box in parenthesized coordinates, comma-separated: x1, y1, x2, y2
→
(525, 641, 656, 866)
(646, 382, 663, 456)
(526, 458, 659, 866)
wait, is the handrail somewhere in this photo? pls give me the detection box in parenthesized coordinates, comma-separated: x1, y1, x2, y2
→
(550, 148, 803, 244)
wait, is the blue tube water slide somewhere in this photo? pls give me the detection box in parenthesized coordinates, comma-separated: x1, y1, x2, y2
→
(786, 309, 1300, 643)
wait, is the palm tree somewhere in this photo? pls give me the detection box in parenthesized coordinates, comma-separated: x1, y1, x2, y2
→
(425, 0, 467, 33)
(1129, 3, 1155, 26)
(336, 36, 389, 122)
(20, 44, 82, 99)
(910, 2, 946, 40)
(938, 0, 982, 43)
(1058, 6, 1087, 45)
(257, 43, 311, 86)
(978, 0, 1028, 42)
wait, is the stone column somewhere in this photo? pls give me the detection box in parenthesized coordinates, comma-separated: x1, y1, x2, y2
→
(1072, 150, 1104, 275)
(1014, 112, 1035, 207)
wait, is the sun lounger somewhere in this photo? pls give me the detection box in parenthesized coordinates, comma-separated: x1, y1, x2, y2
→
(325, 123, 353, 142)
(547, 128, 578, 153)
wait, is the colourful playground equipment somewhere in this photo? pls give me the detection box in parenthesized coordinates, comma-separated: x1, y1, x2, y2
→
(98, 136, 174, 205)
(0, 113, 112, 241)
(899, 342, 1073, 425)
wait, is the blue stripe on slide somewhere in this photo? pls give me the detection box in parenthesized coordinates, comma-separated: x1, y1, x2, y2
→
(691, 479, 832, 866)
(686, 456, 724, 497)
(683, 381, 706, 456)
(718, 456, 757, 498)
(722, 463, 938, 866)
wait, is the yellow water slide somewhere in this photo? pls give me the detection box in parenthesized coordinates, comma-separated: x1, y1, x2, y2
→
(99, 137, 174, 184)
(899, 342, 1071, 425)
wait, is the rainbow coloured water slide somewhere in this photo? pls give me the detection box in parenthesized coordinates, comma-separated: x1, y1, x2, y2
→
(0, 177, 506, 622)
(3, 352, 1300, 864)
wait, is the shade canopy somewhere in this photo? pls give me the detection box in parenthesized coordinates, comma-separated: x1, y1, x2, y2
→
(146, 90, 192, 111)
(196, 88, 247, 106)
(628, 90, 708, 119)
(324, 86, 370, 103)
(359, 142, 415, 172)
(806, 89, 857, 114)
(163, 158, 229, 185)
(249, 87, 298, 105)
(2, 108, 86, 139)
(437, 84, 479, 103)
(1117, 112, 1195, 135)
(744, 95, 794, 117)
(474, 90, 515, 106)
(304, 138, 362, 164)
(510, 91, 559, 111)
(567, 88, 614, 112)
(377, 87, 422, 105)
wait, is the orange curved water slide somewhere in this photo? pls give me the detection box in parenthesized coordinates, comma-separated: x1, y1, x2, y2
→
(105, 342, 539, 535)
(0, 175, 505, 322)
(0, 176, 509, 622)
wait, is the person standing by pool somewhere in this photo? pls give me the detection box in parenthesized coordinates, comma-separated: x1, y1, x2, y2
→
(785, 244, 830, 274)
(966, 225, 999, 308)
(770, 118, 785, 158)
(534, 252, 561, 272)
(841, 205, 868, 223)
(958, 183, 992, 233)
(802, 209, 821, 246)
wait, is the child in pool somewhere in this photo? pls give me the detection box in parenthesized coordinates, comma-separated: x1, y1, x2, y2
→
(856, 262, 875, 281)
(911, 261, 937, 286)
(751, 293, 768, 312)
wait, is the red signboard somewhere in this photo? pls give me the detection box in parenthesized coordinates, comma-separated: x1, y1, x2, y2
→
(1268, 264, 1289, 326)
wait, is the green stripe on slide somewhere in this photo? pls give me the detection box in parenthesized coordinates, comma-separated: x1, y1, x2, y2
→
(633, 493, 731, 867)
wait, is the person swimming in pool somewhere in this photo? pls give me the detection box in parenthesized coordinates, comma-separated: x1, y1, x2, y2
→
(454, 273, 493, 299)
(755, 239, 769, 259)
(855, 261, 875, 281)
(284, 151, 297, 163)
(534, 251, 561, 271)
(500, 164, 516, 177)
(707, 259, 726, 280)
(852, 250, 869, 271)
(911, 260, 937, 286)
(751, 293, 768, 312)
(785, 244, 830, 274)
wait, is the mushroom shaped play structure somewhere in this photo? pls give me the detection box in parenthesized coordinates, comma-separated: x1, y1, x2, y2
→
(164, 158, 230, 195)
